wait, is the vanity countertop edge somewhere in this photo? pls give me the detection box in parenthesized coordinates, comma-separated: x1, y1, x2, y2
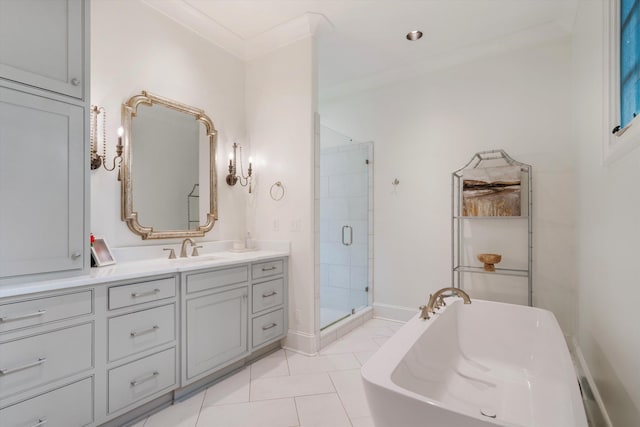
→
(0, 249, 289, 299)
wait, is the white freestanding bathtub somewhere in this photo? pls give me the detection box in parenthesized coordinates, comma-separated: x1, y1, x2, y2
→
(361, 298, 587, 427)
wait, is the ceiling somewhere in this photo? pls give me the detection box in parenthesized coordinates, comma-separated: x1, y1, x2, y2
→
(141, 0, 578, 99)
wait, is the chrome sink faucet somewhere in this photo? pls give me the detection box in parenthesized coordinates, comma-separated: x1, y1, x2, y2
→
(419, 287, 471, 320)
(180, 238, 196, 258)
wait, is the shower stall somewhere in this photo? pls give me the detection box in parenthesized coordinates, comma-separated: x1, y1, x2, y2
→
(319, 126, 373, 329)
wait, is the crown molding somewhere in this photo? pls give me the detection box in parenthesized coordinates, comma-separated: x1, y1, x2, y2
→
(140, 0, 328, 60)
(245, 12, 328, 60)
(140, 0, 245, 58)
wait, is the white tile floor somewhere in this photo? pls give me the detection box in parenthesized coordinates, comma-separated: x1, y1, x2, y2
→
(131, 318, 404, 427)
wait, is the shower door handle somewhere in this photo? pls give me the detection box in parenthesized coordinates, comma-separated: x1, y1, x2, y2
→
(342, 225, 353, 246)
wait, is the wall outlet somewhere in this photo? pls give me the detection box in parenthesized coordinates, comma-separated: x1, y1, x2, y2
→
(294, 309, 302, 325)
(273, 219, 279, 231)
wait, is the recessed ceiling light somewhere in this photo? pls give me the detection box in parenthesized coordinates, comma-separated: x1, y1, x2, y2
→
(406, 30, 423, 41)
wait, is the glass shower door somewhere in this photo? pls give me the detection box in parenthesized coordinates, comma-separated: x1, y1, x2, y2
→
(320, 140, 371, 329)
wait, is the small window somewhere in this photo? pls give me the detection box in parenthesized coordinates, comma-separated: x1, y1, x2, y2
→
(605, 0, 640, 161)
(620, 0, 640, 128)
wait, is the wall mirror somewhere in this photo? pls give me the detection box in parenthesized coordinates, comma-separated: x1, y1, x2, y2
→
(121, 91, 218, 239)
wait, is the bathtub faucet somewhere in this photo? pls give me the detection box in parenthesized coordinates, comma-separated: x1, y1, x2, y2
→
(419, 287, 471, 320)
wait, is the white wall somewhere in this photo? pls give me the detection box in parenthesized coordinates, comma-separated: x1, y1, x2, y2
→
(320, 39, 578, 334)
(572, 1, 640, 424)
(245, 38, 317, 353)
(91, 0, 246, 247)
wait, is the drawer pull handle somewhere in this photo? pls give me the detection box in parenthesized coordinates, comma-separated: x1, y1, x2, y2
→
(261, 266, 277, 272)
(262, 322, 278, 331)
(0, 357, 47, 376)
(31, 418, 48, 427)
(70, 78, 80, 86)
(131, 288, 160, 298)
(130, 371, 159, 387)
(0, 309, 46, 322)
(130, 325, 160, 337)
(262, 291, 277, 298)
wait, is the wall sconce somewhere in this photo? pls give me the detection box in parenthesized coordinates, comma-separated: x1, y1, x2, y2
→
(226, 142, 253, 193)
(90, 105, 123, 180)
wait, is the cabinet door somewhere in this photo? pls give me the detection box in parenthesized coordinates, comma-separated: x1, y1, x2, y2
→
(186, 287, 247, 380)
(0, 0, 84, 98)
(0, 87, 85, 280)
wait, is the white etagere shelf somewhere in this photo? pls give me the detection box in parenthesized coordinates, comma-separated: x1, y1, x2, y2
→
(451, 149, 533, 306)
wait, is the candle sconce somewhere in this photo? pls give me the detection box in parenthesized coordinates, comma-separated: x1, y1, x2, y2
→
(90, 105, 123, 180)
(226, 142, 253, 193)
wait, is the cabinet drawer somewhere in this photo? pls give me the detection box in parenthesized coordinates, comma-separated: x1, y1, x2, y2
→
(108, 304, 176, 362)
(0, 323, 93, 399)
(109, 277, 176, 310)
(252, 309, 285, 348)
(108, 347, 176, 414)
(186, 266, 248, 294)
(0, 377, 93, 427)
(252, 278, 284, 314)
(0, 290, 92, 333)
(252, 259, 284, 280)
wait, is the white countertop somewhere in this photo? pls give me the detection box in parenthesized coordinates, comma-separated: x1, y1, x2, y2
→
(0, 241, 289, 299)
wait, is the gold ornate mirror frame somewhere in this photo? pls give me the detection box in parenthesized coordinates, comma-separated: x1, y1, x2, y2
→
(121, 91, 218, 239)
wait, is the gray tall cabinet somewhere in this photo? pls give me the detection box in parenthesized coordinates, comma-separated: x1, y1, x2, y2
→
(0, 0, 90, 284)
(0, 1, 91, 424)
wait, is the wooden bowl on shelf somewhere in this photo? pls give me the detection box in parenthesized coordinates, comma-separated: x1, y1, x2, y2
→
(477, 253, 502, 272)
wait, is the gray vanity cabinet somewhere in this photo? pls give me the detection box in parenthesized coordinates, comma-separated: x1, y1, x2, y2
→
(0, 256, 288, 426)
(0, 0, 89, 284)
(183, 266, 249, 383)
(103, 276, 179, 419)
(0, 0, 85, 99)
(250, 259, 288, 351)
(0, 289, 95, 426)
(181, 259, 289, 385)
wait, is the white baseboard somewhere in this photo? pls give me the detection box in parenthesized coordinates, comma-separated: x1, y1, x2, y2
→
(283, 330, 318, 356)
(373, 302, 417, 322)
(572, 338, 613, 427)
